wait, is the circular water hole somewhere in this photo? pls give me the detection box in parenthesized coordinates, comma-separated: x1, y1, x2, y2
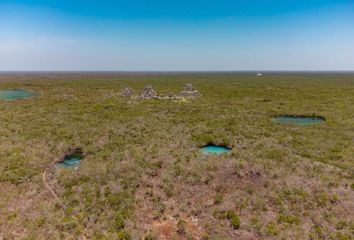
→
(57, 148, 84, 169)
(200, 144, 232, 155)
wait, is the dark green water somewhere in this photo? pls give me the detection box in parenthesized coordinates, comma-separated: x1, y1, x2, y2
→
(0, 90, 38, 100)
(273, 116, 325, 125)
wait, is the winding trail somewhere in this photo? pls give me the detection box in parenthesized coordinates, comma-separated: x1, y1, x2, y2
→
(42, 169, 64, 207)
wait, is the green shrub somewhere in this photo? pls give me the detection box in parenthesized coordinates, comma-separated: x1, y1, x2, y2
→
(173, 164, 183, 176)
(277, 214, 300, 225)
(265, 149, 283, 161)
(331, 193, 340, 204)
(113, 212, 125, 231)
(116, 230, 131, 240)
(315, 192, 329, 207)
(336, 220, 348, 230)
(227, 210, 241, 230)
(214, 194, 224, 204)
(265, 222, 278, 236)
(213, 209, 227, 220)
(144, 232, 157, 240)
(336, 232, 351, 240)
(0, 167, 38, 185)
(278, 188, 308, 204)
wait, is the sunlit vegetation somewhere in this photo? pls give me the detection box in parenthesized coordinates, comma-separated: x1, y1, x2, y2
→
(0, 72, 353, 239)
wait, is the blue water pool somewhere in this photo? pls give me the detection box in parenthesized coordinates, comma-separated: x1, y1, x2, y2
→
(0, 90, 38, 100)
(57, 150, 83, 168)
(200, 144, 232, 155)
(273, 116, 325, 126)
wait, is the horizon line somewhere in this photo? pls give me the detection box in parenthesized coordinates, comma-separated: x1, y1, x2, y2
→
(1, 70, 354, 73)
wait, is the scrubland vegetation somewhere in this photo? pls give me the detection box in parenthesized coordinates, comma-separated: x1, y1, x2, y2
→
(0, 72, 353, 239)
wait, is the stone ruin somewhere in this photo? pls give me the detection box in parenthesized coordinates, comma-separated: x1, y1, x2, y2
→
(159, 92, 176, 100)
(121, 87, 134, 97)
(179, 83, 199, 97)
(140, 85, 157, 99)
(122, 84, 200, 101)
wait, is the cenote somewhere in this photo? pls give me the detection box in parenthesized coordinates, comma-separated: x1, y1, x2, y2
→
(273, 115, 325, 126)
(200, 144, 232, 155)
(0, 89, 38, 100)
(57, 149, 83, 168)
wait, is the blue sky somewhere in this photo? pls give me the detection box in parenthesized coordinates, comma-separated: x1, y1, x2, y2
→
(0, 0, 353, 71)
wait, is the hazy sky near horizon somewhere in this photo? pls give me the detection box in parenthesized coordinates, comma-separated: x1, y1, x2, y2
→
(1, 0, 354, 71)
